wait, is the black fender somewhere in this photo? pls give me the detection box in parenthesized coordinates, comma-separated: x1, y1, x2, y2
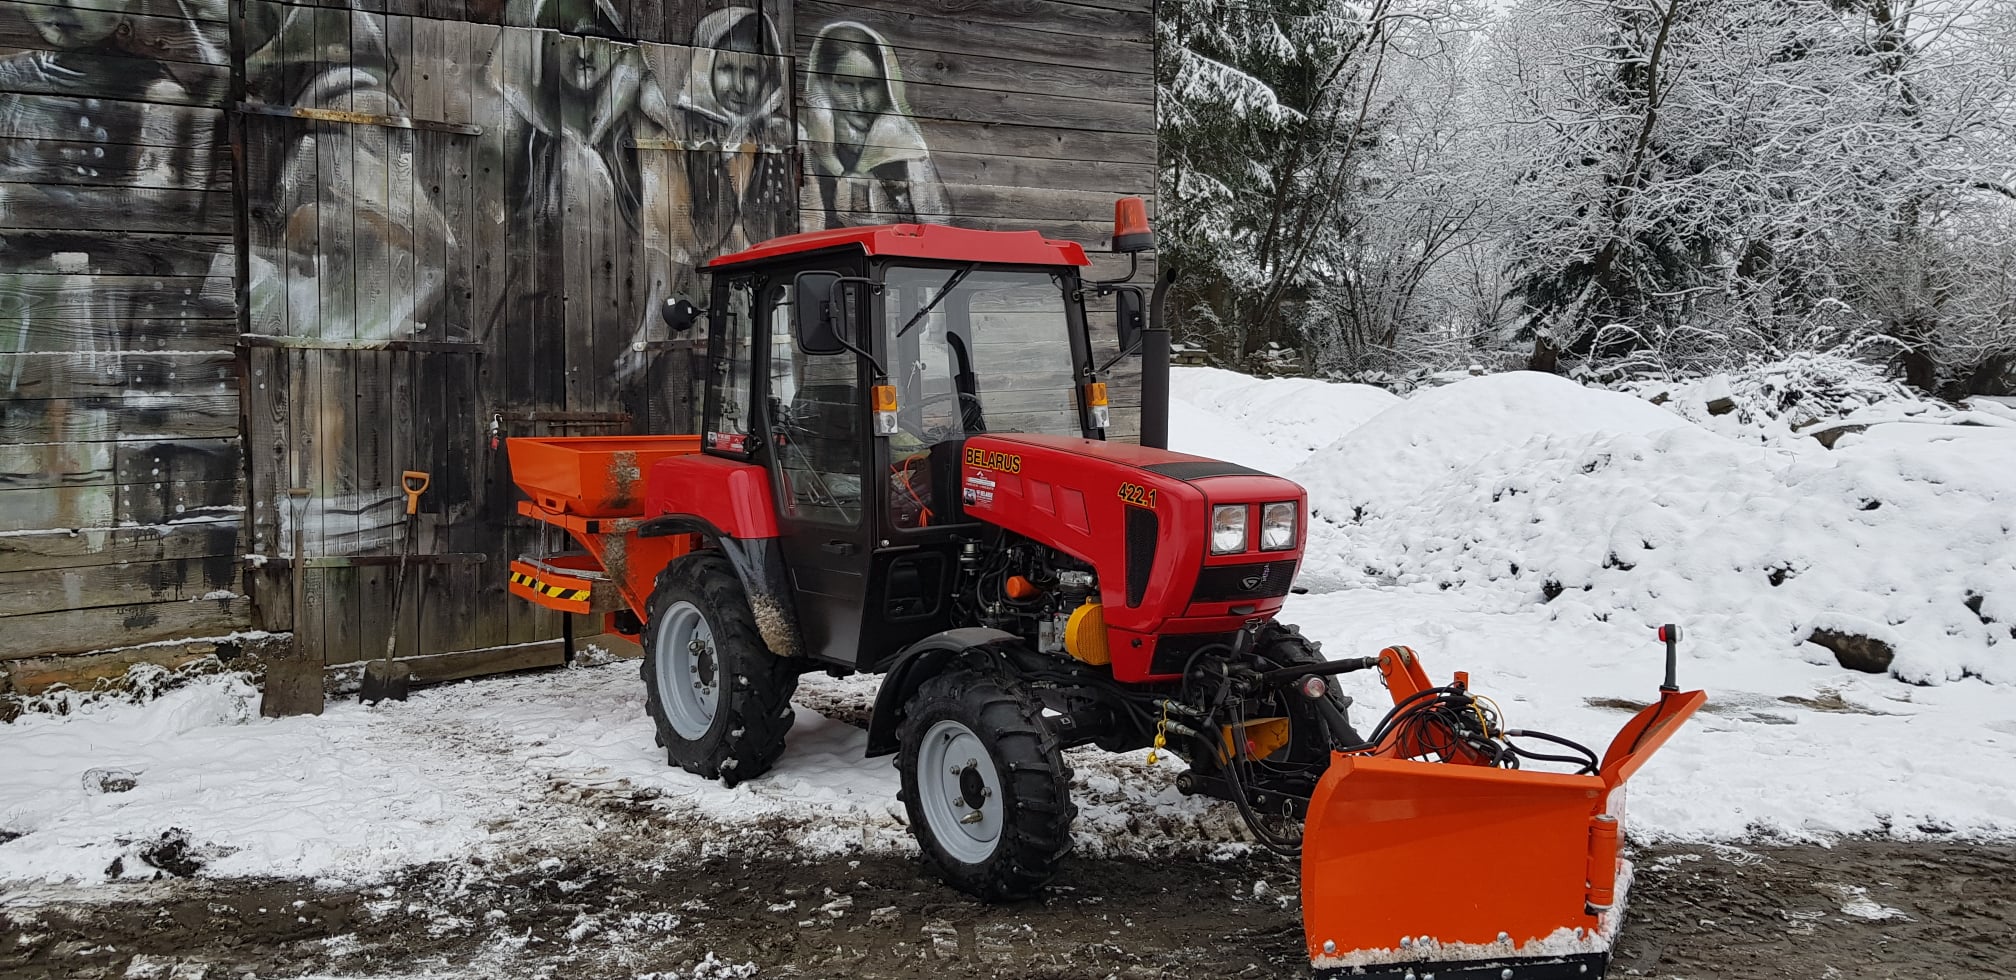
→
(638, 514, 804, 658)
(866, 627, 1018, 757)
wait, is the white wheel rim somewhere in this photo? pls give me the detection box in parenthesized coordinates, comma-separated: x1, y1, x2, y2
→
(916, 719, 1004, 864)
(653, 600, 719, 740)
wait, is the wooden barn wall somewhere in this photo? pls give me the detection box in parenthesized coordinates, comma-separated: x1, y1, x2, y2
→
(0, 0, 1153, 688)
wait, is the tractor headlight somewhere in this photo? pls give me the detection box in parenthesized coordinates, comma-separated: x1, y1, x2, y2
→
(1210, 504, 1248, 555)
(1260, 501, 1297, 551)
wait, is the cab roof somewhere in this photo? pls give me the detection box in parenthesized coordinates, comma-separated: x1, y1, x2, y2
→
(706, 223, 1092, 270)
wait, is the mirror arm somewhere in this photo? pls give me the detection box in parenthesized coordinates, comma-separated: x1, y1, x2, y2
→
(1087, 251, 1140, 287)
(831, 276, 886, 377)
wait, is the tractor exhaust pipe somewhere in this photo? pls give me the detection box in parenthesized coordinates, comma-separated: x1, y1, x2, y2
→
(1140, 264, 1176, 450)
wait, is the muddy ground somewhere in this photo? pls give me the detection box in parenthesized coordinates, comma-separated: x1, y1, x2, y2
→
(3, 837, 2010, 979)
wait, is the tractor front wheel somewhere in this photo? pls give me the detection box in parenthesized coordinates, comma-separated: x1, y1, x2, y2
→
(641, 553, 797, 785)
(897, 666, 1076, 901)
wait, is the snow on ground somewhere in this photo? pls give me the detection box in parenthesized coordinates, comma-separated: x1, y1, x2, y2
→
(0, 661, 1242, 888)
(1, 363, 2013, 892)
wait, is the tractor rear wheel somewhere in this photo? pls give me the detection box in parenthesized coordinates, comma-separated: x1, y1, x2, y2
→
(641, 553, 797, 786)
(897, 665, 1076, 901)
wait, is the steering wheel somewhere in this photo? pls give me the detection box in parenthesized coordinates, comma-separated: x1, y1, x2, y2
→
(912, 389, 987, 434)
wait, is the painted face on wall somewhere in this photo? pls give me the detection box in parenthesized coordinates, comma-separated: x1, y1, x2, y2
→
(711, 49, 771, 117)
(22, 0, 133, 48)
(555, 33, 620, 93)
(827, 45, 889, 147)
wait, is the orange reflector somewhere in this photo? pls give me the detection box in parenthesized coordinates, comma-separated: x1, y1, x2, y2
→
(1085, 381, 1110, 407)
(872, 384, 899, 412)
(1005, 575, 1041, 600)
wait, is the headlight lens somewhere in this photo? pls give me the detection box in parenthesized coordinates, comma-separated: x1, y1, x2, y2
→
(1260, 501, 1297, 550)
(1210, 504, 1248, 555)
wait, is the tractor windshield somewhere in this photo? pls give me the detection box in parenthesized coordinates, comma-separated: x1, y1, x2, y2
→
(882, 265, 1082, 527)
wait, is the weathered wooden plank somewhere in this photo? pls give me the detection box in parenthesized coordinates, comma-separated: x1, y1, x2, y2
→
(4, 632, 285, 698)
(0, 272, 233, 320)
(0, 435, 239, 492)
(800, 70, 1152, 135)
(0, 12, 230, 67)
(0, 181, 234, 235)
(0, 232, 233, 277)
(0, 95, 222, 149)
(798, 209, 1117, 248)
(2, 317, 238, 354)
(817, 38, 1153, 105)
(816, 177, 1153, 223)
(801, 117, 1155, 167)
(0, 477, 241, 532)
(0, 520, 240, 575)
(0, 594, 250, 660)
(0, 394, 241, 444)
(379, 635, 566, 685)
(242, 346, 292, 631)
(0, 554, 238, 618)
(0, 440, 117, 489)
(815, 0, 1153, 43)
(7, 0, 230, 23)
(796, 1, 1148, 74)
(0, 351, 235, 400)
(0, 136, 230, 191)
(0, 53, 229, 107)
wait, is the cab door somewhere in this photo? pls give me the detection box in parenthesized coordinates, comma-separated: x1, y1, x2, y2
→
(755, 266, 875, 666)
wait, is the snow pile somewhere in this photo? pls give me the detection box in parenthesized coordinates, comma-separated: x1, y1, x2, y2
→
(1168, 366, 1398, 474)
(1283, 371, 2015, 685)
(1625, 352, 1976, 445)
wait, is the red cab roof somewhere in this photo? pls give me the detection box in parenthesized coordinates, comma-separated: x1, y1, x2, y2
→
(706, 223, 1091, 270)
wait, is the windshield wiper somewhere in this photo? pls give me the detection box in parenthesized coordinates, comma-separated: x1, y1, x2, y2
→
(894, 264, 976, 340)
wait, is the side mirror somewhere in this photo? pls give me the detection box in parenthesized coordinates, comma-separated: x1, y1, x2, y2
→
(1116, 288, 1144, 355)
(793, 271, 848, 356)
(661, 295, 702, 333)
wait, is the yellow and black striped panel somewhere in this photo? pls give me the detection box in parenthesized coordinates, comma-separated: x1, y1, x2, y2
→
(510, 570, 592, 604)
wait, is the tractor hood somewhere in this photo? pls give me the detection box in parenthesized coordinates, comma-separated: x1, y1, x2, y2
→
(955, 434, 1308, 682)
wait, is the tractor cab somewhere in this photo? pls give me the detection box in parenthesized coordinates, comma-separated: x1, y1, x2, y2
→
(661, 213, 1154, 668)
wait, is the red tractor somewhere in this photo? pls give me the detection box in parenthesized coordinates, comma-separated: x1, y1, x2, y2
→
(506, 200, 1703, 980)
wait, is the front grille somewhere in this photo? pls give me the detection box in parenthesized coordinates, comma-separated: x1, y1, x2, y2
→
(1124, 506, 1158, 608)
(1149, 631, 1240, 675)
(1190, 559, 1298, 603)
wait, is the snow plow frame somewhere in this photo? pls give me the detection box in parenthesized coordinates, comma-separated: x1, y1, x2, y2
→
(1302, 644, 1706, 979)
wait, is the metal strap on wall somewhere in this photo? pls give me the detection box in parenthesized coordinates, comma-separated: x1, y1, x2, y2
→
(232, 101, 482, 137)
(238, 334, 486, 354)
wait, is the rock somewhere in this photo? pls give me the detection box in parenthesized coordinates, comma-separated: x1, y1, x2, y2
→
(1809, 628, 1895, 674)
(84, 768, 141, 794)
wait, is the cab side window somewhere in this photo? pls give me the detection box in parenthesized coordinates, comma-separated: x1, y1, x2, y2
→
(703, 280, 756, 454)
(766, 279, 863, 526)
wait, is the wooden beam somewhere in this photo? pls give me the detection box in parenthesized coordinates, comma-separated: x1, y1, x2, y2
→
(0, 318, 239, 354)
(0, 555, 238, 618)
(0, 520, 241, 575)
(798, 1, 1149, 69)
(0, 351, 237, 400)
(0, 232, 233, 276)
(0, 393, 241, 444)
(801, 70, 1153, 135)
(0, 477, 243, 533)
(0, 594, 250, 660)
(0, 181, 235, 235)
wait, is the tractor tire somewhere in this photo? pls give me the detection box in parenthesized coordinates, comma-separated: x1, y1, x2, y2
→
(897, 665, 1076, 901)
(641, 552, 797, 785)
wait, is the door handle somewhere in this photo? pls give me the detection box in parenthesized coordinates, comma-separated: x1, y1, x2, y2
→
(822, 540, 857, 556)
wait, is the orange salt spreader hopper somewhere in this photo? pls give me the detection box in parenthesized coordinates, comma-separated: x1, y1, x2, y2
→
(1300, 626, 1706, 980)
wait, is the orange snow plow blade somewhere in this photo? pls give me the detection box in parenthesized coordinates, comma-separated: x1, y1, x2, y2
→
(1302, 652, 1705, 979)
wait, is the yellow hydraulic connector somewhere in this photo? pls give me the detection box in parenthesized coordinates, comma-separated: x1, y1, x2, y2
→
(1064, 600, 1110, 665)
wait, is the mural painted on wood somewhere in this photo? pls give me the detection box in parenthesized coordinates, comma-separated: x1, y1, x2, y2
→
(1, 0, 1156, 666)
